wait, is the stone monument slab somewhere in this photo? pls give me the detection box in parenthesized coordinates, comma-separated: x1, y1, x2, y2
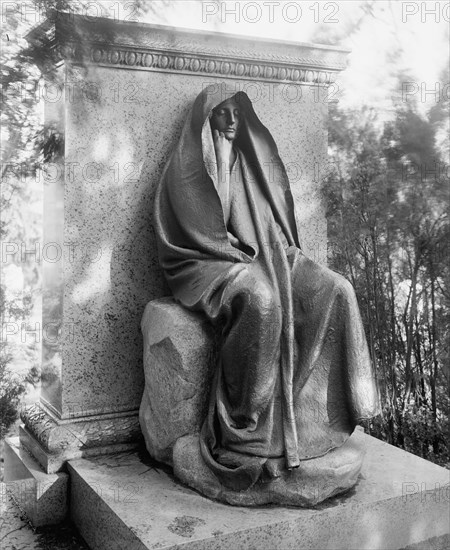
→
(67, 431, 450, 550)
(11, 14, 349, 483)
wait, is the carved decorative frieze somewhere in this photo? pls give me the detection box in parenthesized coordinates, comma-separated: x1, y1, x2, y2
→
(28, 13, 349, 85)
(67, 45, 336, 84)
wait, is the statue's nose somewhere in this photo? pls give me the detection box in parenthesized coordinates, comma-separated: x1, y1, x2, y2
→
(227, 111, 235, 125)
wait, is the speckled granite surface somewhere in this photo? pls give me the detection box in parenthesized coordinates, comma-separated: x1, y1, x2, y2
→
(1, 480, 448, 550)
(0, 483, 89, 550)
(50, 66, 328, 421)
(68, 433, 450, 550)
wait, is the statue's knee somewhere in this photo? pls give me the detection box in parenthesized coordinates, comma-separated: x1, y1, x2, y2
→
(333, 274, 355, 299)
(249, 279, 280, 321)
(232, 271, 281, 328)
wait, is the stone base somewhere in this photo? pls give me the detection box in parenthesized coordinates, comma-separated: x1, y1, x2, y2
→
(68, 432, 450, 550)
(3, 437, 69, 527)
(20, 403, 143, 473)
(19, 425, 140, 476)
(173, 431, 364, 506)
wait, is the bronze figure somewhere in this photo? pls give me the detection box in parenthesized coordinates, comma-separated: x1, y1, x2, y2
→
(153, 85, 380, 493)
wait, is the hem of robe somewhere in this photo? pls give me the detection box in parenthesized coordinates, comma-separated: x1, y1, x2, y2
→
(199, 420, 359, 491)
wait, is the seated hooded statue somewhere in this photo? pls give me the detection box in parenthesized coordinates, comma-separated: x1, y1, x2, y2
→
(154, 85, 380, 491)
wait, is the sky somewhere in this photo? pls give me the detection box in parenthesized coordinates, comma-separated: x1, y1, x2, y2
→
(6, 1, 449, 114)
(130, 0, 449, 114)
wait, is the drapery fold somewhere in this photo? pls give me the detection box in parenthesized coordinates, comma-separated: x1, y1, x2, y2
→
(154, 85, 380, 490)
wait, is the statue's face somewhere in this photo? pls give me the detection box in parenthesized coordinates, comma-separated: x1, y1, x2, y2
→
(210, 98, 241, 141)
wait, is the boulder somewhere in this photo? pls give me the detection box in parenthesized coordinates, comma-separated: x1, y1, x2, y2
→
(139, 297, 217, 464)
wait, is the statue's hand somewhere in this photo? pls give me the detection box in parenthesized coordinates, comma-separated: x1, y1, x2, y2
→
(213, 129, 233, 168)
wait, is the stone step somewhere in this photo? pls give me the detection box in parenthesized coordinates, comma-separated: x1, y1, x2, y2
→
(67, 432, 449, 550)
(0, 482, 88, 550)
(4, 436, 68, 527)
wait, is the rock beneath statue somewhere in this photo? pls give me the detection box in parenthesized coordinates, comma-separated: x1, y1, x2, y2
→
(139, 297, 217, 465)
(173, 430, 366, 507)
(139, 298, 368, 506)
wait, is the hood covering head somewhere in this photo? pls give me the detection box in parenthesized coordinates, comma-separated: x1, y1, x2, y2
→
(154, 84, 300, 307)
(197, 85, 299, 238)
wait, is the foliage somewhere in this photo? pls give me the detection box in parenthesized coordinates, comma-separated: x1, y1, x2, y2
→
(1, 1, 164, 440)
(0, 281, 35, 438)
(323, 95, 449, 466)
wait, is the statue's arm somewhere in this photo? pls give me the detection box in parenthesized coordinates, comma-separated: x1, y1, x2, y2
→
(212, 129, 233, 222)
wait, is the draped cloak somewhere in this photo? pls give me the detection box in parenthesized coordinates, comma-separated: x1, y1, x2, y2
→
(154, 86, 380, 491)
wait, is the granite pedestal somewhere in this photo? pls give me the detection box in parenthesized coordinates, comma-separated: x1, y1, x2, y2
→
(68, 431, 449, 550)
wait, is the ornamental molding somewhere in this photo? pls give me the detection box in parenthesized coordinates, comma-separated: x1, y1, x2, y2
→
(20, 403, 142, 454)
(65, 42, 339, 84)
(28, 13, 350, 85)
